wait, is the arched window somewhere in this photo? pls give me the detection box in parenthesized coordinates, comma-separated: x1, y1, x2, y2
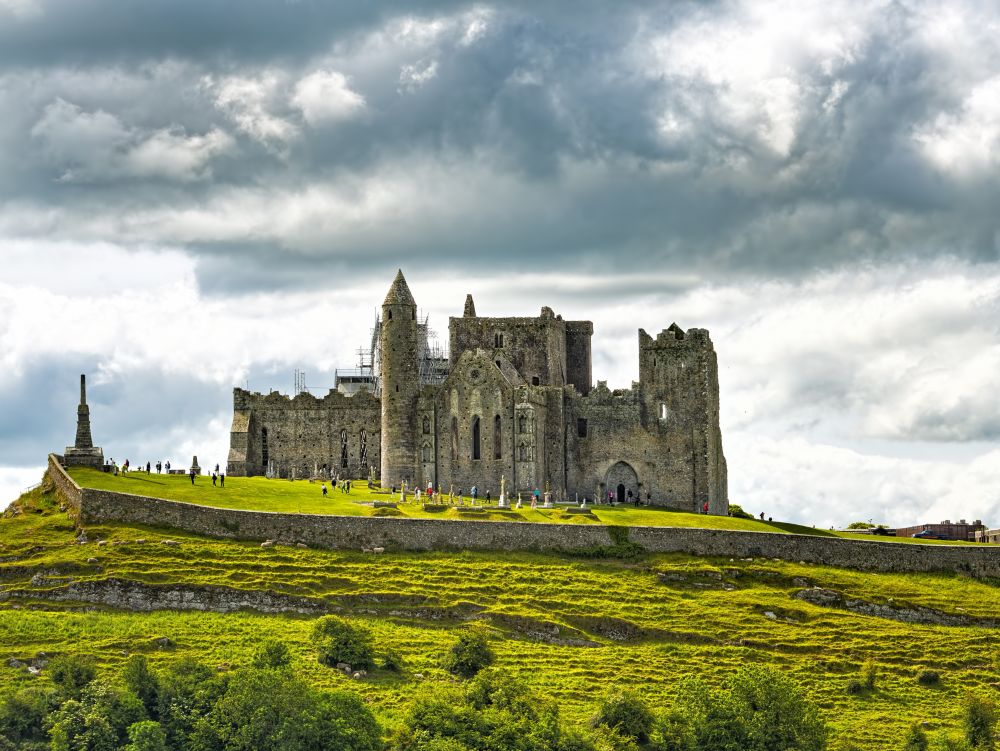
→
(493, 415, 502, 459)
(494, 332, 504, 348)
(261, 427, 269, 466)
(518, 442, 528, 461)
(422, 416, 430, 434)
(340, 429, 348, 469)
(451, 417, 459, 461)
(518, 414, 527, 434)
(472, 416, 481, 460)
(421, 443, 431, 462)
(387, 310, 392, 320)
(359, 429, 368, 466)
(659, 403, 668, 420)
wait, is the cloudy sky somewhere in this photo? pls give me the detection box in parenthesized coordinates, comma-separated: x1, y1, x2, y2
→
(1, 0, 999, 527)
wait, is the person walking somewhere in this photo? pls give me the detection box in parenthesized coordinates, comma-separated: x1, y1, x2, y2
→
(190, 467, 196, 485)
(321, 483, 328, 496)
(166, 460, 171, 473)
(212, 473, 217, 486)
(220, 473, 225, 487)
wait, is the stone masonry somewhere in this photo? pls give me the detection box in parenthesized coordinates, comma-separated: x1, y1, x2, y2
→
(228, 271, 728, 513)
(64, 374, 104, 468)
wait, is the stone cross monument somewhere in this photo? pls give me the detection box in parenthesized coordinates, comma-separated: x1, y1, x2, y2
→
(64, 374, 104, 468)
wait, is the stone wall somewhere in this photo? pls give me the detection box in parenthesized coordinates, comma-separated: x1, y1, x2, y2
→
(59, 464, 1000, 578)
(47, 454, 82, 510)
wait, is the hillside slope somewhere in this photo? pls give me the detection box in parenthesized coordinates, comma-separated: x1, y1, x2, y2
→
(2, 474, 998, 748)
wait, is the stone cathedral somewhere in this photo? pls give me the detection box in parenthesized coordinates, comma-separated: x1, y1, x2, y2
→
(227, 270, 728, 514)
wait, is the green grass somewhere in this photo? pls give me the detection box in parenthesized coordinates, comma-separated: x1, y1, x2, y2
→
(65, 468, 980, 544)
(2, 476, 998, 749)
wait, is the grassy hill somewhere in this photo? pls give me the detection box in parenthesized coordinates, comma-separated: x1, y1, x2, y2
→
(2, 473, 998, 749)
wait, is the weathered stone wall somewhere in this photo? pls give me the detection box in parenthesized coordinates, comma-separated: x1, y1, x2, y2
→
(227, 388, 380, 479)
(47, 453, 83, 510)
(70, 479, 1000, 578)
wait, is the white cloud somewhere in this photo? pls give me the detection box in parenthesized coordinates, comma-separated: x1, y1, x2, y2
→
(207, 72, 298, 147)
(0, 466, 46, 508)
(398, 59, 439, 93)
(30, 98, 233, 182)
(0, 0, 40, 19)
(291, 70, 366, 126)
(914, 75, 1000, 174)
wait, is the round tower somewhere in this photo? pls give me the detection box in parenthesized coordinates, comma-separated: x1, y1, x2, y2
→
(379, 269, 420, 489)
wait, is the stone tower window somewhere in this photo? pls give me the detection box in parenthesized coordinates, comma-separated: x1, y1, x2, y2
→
(518, 414, 527, 434)
(518, 442, 529, 461)
(659, 403, 668, 420)
(359, 429, 368, 466)
(387, 310, 392, 320)
(421, 443, 431, 462)
(451, 416, 459, 461)
(577, 418, 587, 438)
(340, 429, 348, 469)
(493, 415, 502, 459)
(422, 416, 430, 434)
(494, 332, 504, 348)
(261, 427, 269, 466)
(472, 416, 481, 460)
(531, 376, 540, 386)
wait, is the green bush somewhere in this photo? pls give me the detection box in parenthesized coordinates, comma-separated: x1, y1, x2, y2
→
(0, 686, 52, 744)
(311, 616, 375, 671)
(917, 670, 941, 687)
(728, 504, 754, 520)
(590, 688, 653, 744)
(963, 694, 996, 749)
(846, 679, 865, 695)
(862, 659, 878, 691)
(381, 649, 405, 673)
(48, 654, 97, 698)
(123, 720, 168, 751)
(904, 724, 930, 751)
(123, 655, 159, 717)
(443, 631, 495, 679)
(251, 640, 292, 670)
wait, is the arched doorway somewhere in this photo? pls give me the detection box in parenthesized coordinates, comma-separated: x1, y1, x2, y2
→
(605, 461, 638, 504)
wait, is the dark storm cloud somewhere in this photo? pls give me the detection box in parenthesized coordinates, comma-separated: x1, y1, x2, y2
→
(1, 0, 999, 292)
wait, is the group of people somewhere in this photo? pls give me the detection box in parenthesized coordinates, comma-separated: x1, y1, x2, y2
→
(320, 479, 352, 496)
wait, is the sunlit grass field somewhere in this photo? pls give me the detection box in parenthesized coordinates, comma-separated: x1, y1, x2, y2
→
(67, 466, 981, 545)
(2, 477, 999, 748)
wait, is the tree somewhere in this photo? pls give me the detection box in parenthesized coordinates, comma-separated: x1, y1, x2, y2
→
(443, 631, 494, 679)
(251, 639, 292, 670)
(124, 721, 168, 751)
(190, 668, 381, 751)
(964, 694, 996, 749)
(123, 655, 159, 718)
(0, 686, 52, 744)
(591, 688, 654, 744)
(311, 616, 375, 670)
(154, 658, 223, 750)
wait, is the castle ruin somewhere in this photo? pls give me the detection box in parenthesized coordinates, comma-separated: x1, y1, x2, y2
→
(227, 271, 728, 513)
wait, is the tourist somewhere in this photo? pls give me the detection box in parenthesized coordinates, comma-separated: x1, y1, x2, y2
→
(346, 480, 351, 493)
(471, 485, 478, 501)
(486, 490, 491, 503)
(212, 473, 217, 486)
(533, 488, 541, 506)
(627, 488, 633, 504)
(190, 468, 196, 485)
(146, 461, 151, 473)
(322, 483, 327, 496)
(165, 460, 171, 472)
(220, 474, 225, 487)
(702, 502, 709, 514)
(215, 463, 220, 473)
(760, 511, 765, 520)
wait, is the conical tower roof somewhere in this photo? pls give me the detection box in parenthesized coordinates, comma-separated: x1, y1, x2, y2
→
(383, 269, 416, 306)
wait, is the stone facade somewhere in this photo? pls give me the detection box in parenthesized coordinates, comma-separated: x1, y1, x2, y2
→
(228, 271, 728, 513)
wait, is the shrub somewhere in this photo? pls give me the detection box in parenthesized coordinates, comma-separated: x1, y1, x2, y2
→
(862, 659, 878, 691)
(48, 654, 97, 698)
(381, 649, 405, 673)
(443, 631, 495, 679)
(311, 616, 375, 671)
(728, 504, 754, 520)
(0, 686, 52, 744)
(590, 688, 654, 744)
(904, 724, 930, 751)
(846, 679, 865, 696)
(963, 694, 996, 749)
(917, 670, 941, 687)
(124, 720, 168, 751)
(251, 640, 292, 670)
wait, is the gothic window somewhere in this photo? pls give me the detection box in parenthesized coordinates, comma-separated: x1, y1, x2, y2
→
(472, 416, 481, 460)
(518, 414, 527, 434)
(421, 443, 431, 462)
(577, 418, 588, 438)
(261, 427, 269, 466)
(340, 429, 348, 469)
(494, 333, 505, 348)
(451, 417, 459, 461)
(659, 403, 668, 420)
(518, 442, 528, 461)
(493, 415, 502, 459)
(422, 416, 430, 434)
(359, 429, 368, 466)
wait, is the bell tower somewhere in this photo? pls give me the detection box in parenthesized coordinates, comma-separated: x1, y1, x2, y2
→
(379, 270, 420, 488)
